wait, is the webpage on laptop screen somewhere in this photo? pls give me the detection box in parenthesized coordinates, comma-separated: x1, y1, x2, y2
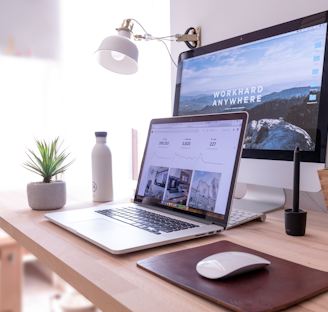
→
(177, 23, 327, 151)
(136, 120, 242, 217)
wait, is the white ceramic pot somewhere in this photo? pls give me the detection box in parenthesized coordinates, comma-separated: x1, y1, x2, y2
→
(27, 181, 66, 210)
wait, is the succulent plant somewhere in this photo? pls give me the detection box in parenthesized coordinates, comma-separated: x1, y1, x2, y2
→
(23, 138, 75, 183)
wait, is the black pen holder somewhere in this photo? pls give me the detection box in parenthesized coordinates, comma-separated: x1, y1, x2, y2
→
(284, 209, 307, 236)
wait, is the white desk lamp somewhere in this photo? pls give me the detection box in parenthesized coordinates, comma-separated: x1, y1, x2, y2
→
(95, 19, 201, 74)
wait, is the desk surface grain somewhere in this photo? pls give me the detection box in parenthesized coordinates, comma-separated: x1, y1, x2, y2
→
(0, 188, 328, 312)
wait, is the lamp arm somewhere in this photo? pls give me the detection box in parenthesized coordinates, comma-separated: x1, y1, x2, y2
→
(129, 18, 151, 36)
(158, 40, 178, 67)
(125, 18, 177, 67)
(123, 18, 201, 67)
(127, 18, 201, 48)
(128, 18, 172, 40)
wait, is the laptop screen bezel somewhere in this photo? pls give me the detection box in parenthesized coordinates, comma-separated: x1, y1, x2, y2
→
(133, 111, 248, 228)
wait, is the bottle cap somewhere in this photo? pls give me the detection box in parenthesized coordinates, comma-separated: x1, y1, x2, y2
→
(95, 132, 107, 137)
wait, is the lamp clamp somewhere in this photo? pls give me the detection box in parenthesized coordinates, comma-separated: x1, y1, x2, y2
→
(176, 27, 201, 48)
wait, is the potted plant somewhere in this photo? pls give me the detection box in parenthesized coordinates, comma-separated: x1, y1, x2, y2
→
(23, 138, 75, 210)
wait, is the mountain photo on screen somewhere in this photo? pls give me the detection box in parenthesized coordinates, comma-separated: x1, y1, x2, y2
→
(178, 23, 327, 151)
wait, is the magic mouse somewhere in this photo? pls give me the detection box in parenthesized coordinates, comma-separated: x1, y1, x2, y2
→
(196, 251, 270, 279)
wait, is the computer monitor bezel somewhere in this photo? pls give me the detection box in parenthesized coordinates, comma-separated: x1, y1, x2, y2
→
(173, 11, 328, 163)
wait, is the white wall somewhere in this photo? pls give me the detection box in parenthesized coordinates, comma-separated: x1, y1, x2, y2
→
(0, 56, 63, 190)
(0, 0, 60, 59)
(0, 0, 171, 197)
(60, 0, 171, 197)
(170, 0, 328, 212)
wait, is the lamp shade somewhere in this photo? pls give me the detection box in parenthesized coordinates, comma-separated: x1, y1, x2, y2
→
(95, 31, 139, 75)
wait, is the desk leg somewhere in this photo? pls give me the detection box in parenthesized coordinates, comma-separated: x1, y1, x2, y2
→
(0, 242, 22, 312)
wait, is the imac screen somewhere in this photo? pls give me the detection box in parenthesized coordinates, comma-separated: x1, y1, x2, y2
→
(176, 20, 327, 152)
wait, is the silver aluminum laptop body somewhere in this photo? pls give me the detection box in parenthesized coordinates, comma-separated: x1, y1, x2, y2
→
(45, 112, 248, 254)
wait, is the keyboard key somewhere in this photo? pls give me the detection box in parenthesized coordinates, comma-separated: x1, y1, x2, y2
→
(111, 216, 135, 224)
(159, 228, 173, 233)
(96, 208, 197, 235)
(137, 225, 148, 230)
(228, 209, 264, 228)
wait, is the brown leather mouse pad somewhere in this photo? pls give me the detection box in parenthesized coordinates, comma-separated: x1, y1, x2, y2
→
(137, 240, 328, 312)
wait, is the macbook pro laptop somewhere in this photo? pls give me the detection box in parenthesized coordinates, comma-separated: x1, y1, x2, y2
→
(45, 112, 256, 254)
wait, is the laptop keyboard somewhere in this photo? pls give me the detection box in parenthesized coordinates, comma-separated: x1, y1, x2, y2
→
(95, 207, 199, 235)
(228, 209, 262, 228)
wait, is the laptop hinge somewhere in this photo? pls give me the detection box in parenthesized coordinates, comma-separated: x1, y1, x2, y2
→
(213, 221, 226, 226)
(214, 222, 227, 231)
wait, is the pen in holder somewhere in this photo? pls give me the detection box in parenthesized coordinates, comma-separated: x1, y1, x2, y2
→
(285, 147, 307, 236)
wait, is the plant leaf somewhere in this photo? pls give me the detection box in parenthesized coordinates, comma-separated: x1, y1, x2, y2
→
(22, 138, 75, 182)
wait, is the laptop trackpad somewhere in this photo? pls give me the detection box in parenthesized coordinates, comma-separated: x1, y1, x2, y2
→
(69, 218, 125, 233)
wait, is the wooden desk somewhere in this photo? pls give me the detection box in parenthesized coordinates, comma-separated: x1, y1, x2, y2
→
(0, 188, 328, 312)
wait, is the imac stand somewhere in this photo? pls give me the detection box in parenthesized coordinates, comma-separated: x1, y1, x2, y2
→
(232, 184, 285, 213)
(234, 158, 324, 214)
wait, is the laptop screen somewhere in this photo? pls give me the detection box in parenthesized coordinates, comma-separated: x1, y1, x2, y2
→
(135, 113, 248, 225)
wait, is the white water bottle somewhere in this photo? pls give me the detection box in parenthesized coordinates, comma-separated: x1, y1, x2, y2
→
(92, 132, 113, 202)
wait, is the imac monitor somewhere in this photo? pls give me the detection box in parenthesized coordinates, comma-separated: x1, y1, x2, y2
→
(168, 177, 179, 190)
(173, 11, 328, 213)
